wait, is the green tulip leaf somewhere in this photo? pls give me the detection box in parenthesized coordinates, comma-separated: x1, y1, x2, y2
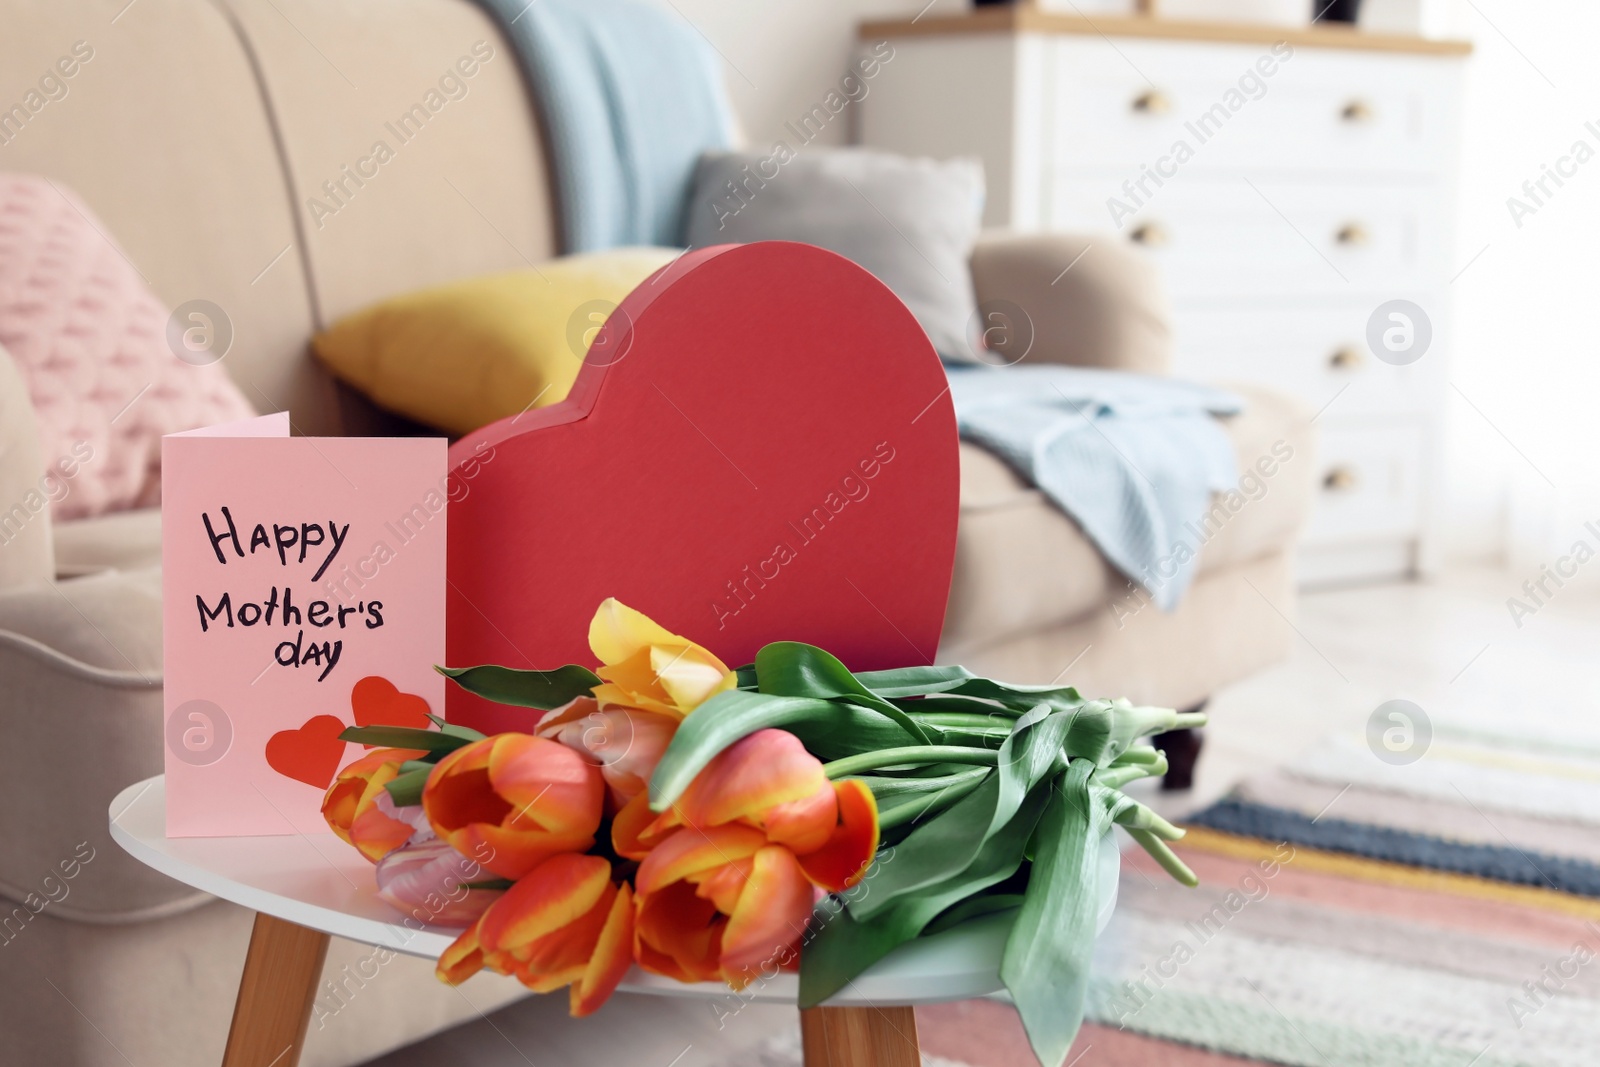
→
(753, 642, 934, 745)
(923, 892, 1026, 937)
(382, 765, 433, 807)
(850, 664, 985, 697)
(1002, 759, 1108, 1067)
(799, 787, 1048, 1008)
(337, 725, 470, 753)
(435, 664, 601, 710)
(849, 705, 1082, 921)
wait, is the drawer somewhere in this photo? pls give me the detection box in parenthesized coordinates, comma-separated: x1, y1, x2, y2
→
(1169, 302, 1447, 418)
(1046, 37, 1459, 177)
(1304, 421, 1426, 546)
(1046, 177, 1446, 298)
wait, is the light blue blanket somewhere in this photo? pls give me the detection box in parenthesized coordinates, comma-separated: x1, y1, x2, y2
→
(949, 366, 1243, 610)
(473, 0, 734, 252)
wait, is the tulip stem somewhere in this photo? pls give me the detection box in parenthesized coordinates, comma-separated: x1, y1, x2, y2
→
(823, 746, 1000, 779)
(1094, 758, 1167, 790)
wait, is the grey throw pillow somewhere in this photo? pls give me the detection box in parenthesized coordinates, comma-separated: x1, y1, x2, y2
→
(683, 148, 985, 363)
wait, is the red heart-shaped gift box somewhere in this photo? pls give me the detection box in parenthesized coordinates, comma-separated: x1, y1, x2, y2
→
(445, 242, 959, 733)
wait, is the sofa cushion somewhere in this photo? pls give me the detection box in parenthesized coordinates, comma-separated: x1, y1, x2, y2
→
(683, 147, 985, 362)
(311, 247, 680, 435)
(0, 175, 256, 520)
(943, 384, 1314, 649)
(52, 506, 161, 579)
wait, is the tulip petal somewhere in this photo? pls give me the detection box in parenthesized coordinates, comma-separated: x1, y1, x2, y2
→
(322, 747, 427, 857)
(436, 914, 488, 984)
(376, 839, 502, 927)
(632, 803, 684, 846)
(489, 735, 604, 833)
(534, 696, 599, 733)
(589, 598, 681, 665)
(511, 882, 616, 992)
(542, 705, 678, 807)
(440, 822, 596, 882)
(797, 779, 881, 893)
(677, 729, 828, 831)
(635, 824, 766, 896)
(611, 791, 658, 860)
(348, 790, 420, 864)
(424, 735, 605, 879)
(595, 648, 672, 711)
(322, 781, 366, 845)
(718, 846, 812, 989)
(635, 880, 723, 984)
(762, 783, 838, 856)
(590, 709, 679, 803)
(587, 599, 735, 719)
(693, 857, 753, 916)
(651, 644, 736, 713)
(478, 853, 612, 952)
(424, 741, 509, 831)
(570, 883, 635, 1017)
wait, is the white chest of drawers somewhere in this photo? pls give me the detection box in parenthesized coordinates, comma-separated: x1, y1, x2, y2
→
(858, 9, 1470, 585)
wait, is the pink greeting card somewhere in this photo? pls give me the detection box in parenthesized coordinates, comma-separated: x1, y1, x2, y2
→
(162, 414, 447, 836)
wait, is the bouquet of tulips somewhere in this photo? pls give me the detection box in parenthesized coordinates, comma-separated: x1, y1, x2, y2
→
(322, 599, 1203, 1067)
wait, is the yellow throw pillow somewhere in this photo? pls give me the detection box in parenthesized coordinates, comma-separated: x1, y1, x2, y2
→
(312, 247, 681, 436)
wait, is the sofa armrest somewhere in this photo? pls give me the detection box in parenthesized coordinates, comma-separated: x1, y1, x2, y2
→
(0, 568, 209, 925)
(969, 231, 1171, 376)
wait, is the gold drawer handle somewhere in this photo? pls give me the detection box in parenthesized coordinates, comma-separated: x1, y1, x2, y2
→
(1132, 90, 1173, 115)
(1323, 466, 1360, 492)
(1129, 222, 1169, 247)
(1336, 222, 1371, 246)
(1329, 346, 1365, 370)
(1341, 99, 1375, 123)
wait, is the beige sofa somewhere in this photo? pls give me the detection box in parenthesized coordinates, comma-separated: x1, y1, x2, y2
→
(0, 2, 1314, 1065)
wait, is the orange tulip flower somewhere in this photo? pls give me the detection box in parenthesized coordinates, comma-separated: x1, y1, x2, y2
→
(536, 696, 678, 808)
(436, 852, 635, 1017)
(422, 734, 605, 881)
(321, 747, 428, 863)
(587, 598, 735, 720)
(619, 729, 879, 988)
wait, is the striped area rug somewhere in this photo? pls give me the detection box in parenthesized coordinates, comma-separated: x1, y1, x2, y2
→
(738, 1001, 1271, 1067)
(1085, 725, 1600, 1067)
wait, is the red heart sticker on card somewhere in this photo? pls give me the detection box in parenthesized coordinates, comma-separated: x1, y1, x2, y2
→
(350, 675, 433, 731)
(445, 242, 960, 733)
(265, 714, 348, 789)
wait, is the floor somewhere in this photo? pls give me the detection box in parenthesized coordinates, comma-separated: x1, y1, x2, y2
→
(364, 567, 1600, 1067)
(1146, 565, 1600, 824)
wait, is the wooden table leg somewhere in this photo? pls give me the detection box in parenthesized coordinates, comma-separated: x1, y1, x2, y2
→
(800, 1005, 920, 1067)
(221, 912, 330, 1067)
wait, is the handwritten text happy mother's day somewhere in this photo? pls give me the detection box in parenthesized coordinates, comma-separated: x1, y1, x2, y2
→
(193, 507, 384, 681)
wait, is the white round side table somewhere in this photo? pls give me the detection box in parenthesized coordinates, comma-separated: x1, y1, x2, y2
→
(110, 775, 1118, 1067)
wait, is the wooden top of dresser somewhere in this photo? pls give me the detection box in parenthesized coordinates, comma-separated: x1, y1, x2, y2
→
(859, 8, 1473, 56)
